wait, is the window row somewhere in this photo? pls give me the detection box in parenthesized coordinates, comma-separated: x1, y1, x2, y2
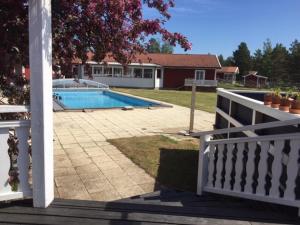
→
(92, 66, 153, 79)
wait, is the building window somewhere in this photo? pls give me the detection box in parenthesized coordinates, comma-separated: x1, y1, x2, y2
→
(72, 65, 78, 76)
(157, 69, 161, 79)
(103, 67, 112, 77)
(123, 68, 133, 77)
(143, 69, 153, 79)
(224, 74, 232, 81)
(133, 68, 143, 78)
(84, 65, 92, 77)
(93, 66, 102, 75)
(113, 67, 123, 77)
(195, 70, 205, 80)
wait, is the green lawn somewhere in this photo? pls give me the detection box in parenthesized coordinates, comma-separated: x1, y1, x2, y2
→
(112, 88, 217, 113)
(108, 135, 199, 192)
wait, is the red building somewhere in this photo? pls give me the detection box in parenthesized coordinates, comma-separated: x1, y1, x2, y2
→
(216, 66, 239, 84)
(243, 72, 268, 88)
(72, 53, 221, 89)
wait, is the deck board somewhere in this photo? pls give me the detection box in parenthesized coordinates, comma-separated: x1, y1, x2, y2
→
(0, 190, 299, 225)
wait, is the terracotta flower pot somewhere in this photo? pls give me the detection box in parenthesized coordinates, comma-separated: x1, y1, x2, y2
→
(289, 99, 300, 114)
(279, 98, 292, 112)
(271, 95, 281, 108)
(264, 93, 272, 106)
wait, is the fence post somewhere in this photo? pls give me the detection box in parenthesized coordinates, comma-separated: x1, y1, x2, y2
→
(197, 134, 211, 195)
(189, 81, 196, 133)
(29, 0, 54, 208)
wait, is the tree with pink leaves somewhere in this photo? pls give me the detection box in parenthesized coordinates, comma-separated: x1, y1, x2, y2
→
(0, 0, 191, 104)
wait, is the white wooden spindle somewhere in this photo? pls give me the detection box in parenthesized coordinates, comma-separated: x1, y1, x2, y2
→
(256, 141, 270, 196)
(0, 128, 11, 199)
(269, 140, 285, 198)
(197, 135, 211, 195)
(223, 143, 234, 190)
(234, 142, 244, 192)
(215, 144, 225, 189)
(207, 144, 216, 188)
(244, 142, 256, 193)
(284, 139, 300, 200)
(16, 127, 32, 196)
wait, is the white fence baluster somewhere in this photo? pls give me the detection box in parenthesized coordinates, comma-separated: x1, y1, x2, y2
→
(256, 141, 270, 196)
(223, 143, 234, 190)
(0, 128, 11, 200)
(244, 142, 256, 193)
(207, 144, 216, 188)
(215, 144, 225, 189)
(234, 142, 244, 192)
(270, 140, 285, 198)
(284, 138, 300, 200)
(16, 127, 32, 196)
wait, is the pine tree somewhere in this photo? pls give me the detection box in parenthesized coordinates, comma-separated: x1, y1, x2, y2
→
(271, 44, 289, 82)
(147, 38, 161, 53)
(289, 40, 300, 83)
(233, 42, 252, 75)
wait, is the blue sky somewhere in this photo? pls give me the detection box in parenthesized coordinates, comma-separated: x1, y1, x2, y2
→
(143, 0, 300, 57)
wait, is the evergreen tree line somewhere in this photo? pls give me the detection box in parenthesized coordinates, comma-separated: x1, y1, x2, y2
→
(146, 38, 174, 54)
(218, 39, 300, 84)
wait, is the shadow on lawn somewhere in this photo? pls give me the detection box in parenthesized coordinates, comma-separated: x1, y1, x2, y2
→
(156, 148, 198, 192)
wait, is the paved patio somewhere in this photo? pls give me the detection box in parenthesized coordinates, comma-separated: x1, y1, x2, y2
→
(53, 104, 215, 201)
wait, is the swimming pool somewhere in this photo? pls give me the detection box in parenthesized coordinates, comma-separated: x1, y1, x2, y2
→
(53, 90, 161, 109)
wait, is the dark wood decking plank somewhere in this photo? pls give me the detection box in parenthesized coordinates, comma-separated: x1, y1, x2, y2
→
(0, 213, 161, 225)
(51, 199, 299, 223)
(0, 206, 254, 225)
(2, 200, 298, 225)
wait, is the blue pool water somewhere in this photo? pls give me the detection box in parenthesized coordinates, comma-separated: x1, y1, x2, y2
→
(53, 90, 160, 109)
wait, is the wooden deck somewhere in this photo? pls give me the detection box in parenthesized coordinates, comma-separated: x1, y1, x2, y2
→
(0, 190, 299, 225)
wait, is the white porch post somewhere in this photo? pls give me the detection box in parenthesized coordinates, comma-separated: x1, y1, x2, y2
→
(29, 0, 54, 208)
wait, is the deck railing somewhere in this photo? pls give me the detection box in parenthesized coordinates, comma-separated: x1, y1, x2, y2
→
(193, 119, 300, 216)
(0, 106, 32, 201)
(184, 79, 218, 87)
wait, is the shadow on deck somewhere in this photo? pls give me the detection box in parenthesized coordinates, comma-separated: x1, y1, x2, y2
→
(0, 190, 299, 225)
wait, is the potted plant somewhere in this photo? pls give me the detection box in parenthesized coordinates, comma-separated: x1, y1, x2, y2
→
(263, 92, 272, 106)
(289, 92, 300, 114)
(279, 89, 293, 112)
(271, 88, 282, 108)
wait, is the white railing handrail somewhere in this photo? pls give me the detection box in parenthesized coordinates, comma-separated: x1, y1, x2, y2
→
(0, 105, 30, 113)
(208, 132, 300, 145)
(192, 118, 300, 137)
(0, 120, 31, 128)
(52, 78, 109, 89)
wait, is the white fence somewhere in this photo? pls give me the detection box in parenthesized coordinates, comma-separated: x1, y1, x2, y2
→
(194, 119, 300, 216)
(0, 106, 32, 201)
(53, 78, 109, 89)
(184, 79, 218, 87)
(86, 76, 155, 88)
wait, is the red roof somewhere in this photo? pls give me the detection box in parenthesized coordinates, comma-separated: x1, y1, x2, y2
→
(217, 66, 239, 74)
(73, 52, 221, 68)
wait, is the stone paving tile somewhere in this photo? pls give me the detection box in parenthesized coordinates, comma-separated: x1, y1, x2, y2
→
(84, 179, 114, 194)
(139, 182, 159, 193)
(101, 167, 126, 179)
(54, 103, 214, 201)
(117, 185, 145, 198)
(55, 175, 83, 188)
(78, 171, 107, 183)
(70, 157, 92, 167)
(57, 186, 91, 200)
(75, 164, 100, 175)
(54, 167, 77, 177)
(96, 161, 120, 171)
(90, 189, 121, 201)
